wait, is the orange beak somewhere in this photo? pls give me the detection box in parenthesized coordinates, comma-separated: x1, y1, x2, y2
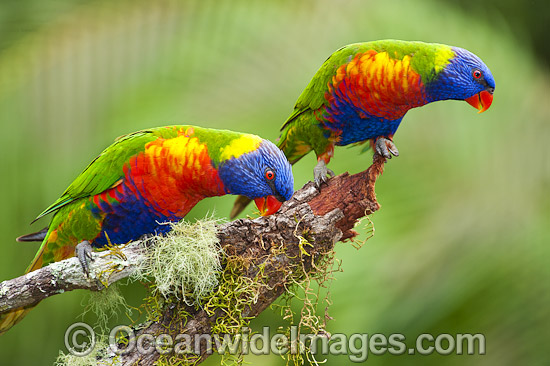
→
(254, 195, 283, 216)
(465, 89, 493, 113)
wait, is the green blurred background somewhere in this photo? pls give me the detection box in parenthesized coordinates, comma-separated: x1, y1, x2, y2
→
(0, 0, 548, 364)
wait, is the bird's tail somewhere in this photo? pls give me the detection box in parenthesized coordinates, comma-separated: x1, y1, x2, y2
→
(0, 239, 48, 335)
(16, 227, 48, 242)
(0, 308, 33, 336)
(229, 195, 254, 219)
(277, 121, 312, 166)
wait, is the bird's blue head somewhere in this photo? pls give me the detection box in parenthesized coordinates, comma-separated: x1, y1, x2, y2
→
(218, 139, 294, 216)
(426, 47, 495, 113)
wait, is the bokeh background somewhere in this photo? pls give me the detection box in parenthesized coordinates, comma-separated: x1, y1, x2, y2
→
(0, 0, 548, 365)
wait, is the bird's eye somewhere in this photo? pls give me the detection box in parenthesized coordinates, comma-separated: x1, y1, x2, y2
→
(472, 69, 482, 79)
(265, 170, 275, 180)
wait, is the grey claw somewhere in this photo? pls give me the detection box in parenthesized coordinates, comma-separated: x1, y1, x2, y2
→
(375, 137, 399, 159)
(75, 240, 94, 276)
(313, 160, 334, 187)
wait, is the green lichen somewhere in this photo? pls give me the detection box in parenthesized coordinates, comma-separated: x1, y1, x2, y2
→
(350, 215, 375, 250)
(83, 283, 130, 333)
(273, 218, 375, 365)
(133, 217, 225, 304)
(152, 252, 270, 366)
(55, 338, 113, 366)
(276, 244, 340, 365)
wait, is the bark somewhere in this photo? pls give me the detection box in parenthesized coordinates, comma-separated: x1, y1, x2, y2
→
(0, 155, 385, 365)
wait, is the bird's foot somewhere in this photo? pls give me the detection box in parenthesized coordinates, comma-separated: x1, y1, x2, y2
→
(313, 160, 335, 187)
(374, 137, 399, 159)
(75, 240, 94, 276)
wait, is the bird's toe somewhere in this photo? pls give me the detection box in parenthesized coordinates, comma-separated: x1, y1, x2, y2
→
(313, 160, 334, 187)
(387, 141, 399, 157)
(75, 240, 94, 277)
(375, 137, 399, 159)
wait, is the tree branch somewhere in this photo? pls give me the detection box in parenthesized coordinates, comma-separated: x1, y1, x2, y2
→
(0, 243, 145, 313)
(1, 155, 385, 365)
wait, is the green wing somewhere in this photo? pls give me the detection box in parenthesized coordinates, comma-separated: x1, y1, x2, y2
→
(35, 128, 169, 221)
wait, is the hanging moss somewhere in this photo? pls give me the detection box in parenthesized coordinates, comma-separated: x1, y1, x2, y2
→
(83, 283, 130, 333)
(133, 217, 225, 304)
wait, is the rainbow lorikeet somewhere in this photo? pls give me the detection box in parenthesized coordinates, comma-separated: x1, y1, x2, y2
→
(230, 39, 495, 218)
(1, 125, 294, 334)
